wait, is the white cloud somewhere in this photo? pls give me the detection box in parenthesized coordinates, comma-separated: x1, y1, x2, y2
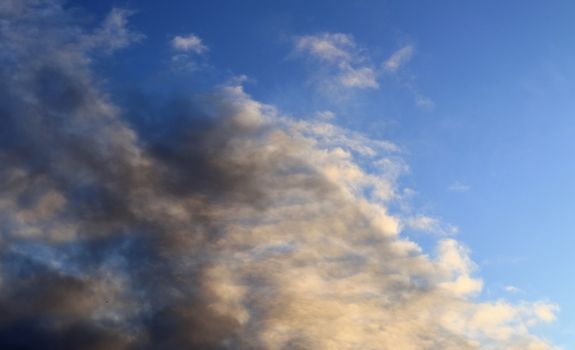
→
(314, 110, 336, 120)
(296, 32, 355, 63)
(505, 285, 521, 294)
(171, 33, 207, 53)
(294, 35, 433, 109)
(339, 66, 379, 88)
(406, 215, 459, 236)
(295, 33, 379, 90)
(384, 45, 414, 72)
(169, 33, 208, 71)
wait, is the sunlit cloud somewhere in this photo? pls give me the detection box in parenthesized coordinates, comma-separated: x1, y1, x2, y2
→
(0, 1, 560, 349)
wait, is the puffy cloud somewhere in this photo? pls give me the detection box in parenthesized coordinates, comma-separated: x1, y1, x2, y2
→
(170, 33, 208, 71)
(0, 1, 560, 349)
(171, 33, 207, 53)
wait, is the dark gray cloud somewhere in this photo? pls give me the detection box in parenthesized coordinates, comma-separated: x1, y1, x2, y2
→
(0, 1, 558, 349)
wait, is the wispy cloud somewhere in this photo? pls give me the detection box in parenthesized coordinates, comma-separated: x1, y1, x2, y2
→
(505, 285, 522, 294)
(383, 45, 414, 73)
(406, 215, 459, 236)
(0, 2, 560, 349)
(314, 110, 336, 120)
(296, 33, 355, 63)
(294, 34, 434, 109)
(295, 33, 379, 90)
(449, 181, 471, 192)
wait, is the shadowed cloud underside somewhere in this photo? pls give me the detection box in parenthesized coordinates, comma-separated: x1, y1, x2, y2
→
(0, 1, 559, 349)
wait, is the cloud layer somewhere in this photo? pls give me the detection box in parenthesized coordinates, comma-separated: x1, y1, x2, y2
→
(0, 1, 559, 349)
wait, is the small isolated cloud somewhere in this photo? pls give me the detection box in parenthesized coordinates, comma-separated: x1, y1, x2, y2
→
(170, 33, 208, 71)
(171, 33, 207, 53)
(383, 45, 435, 110)
(295, 33, 379, 90)
(449, 181, 471, 192)
(383, 45, 414, 73)
(294, 35, 432, 109)
(406, 215, 459, 236)
(505, 285, 522, 294)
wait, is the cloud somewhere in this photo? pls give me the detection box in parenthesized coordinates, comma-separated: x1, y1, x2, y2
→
(0, 2, 560, 349)
(406, 215, 459, 236)
(171, 33, 207, 53)
(505, 285, 522, 294)
(383, 45, 414, 73)
(295, 33, 379, 90)
(294, 35, 432, 109)
(339, 66, 378, 88)
(449, 181, 471, 192)
(88, 8, 144, 52)
(170, 33, 208, 71)
(296, 32, 355, 63)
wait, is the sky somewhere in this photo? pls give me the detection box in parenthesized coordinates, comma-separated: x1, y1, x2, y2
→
(1, 0, 575, 348)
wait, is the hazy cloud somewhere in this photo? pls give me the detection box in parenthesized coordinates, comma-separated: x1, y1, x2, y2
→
(449, 181, 472, 192)
(295, 33, 379, 90)
(314, 110, 336, 120)
(88, 8, 144, 52)
(294, 35, 432, 109)
(383, 45, 414, 73)
(505, 285, 522, 294)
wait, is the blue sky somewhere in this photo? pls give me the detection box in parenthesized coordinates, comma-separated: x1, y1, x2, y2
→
(72, 0, 575, 344)
(2, 0, 575, 347)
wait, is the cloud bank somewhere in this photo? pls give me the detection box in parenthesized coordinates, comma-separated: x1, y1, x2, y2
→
(0, 1, 559, 349)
